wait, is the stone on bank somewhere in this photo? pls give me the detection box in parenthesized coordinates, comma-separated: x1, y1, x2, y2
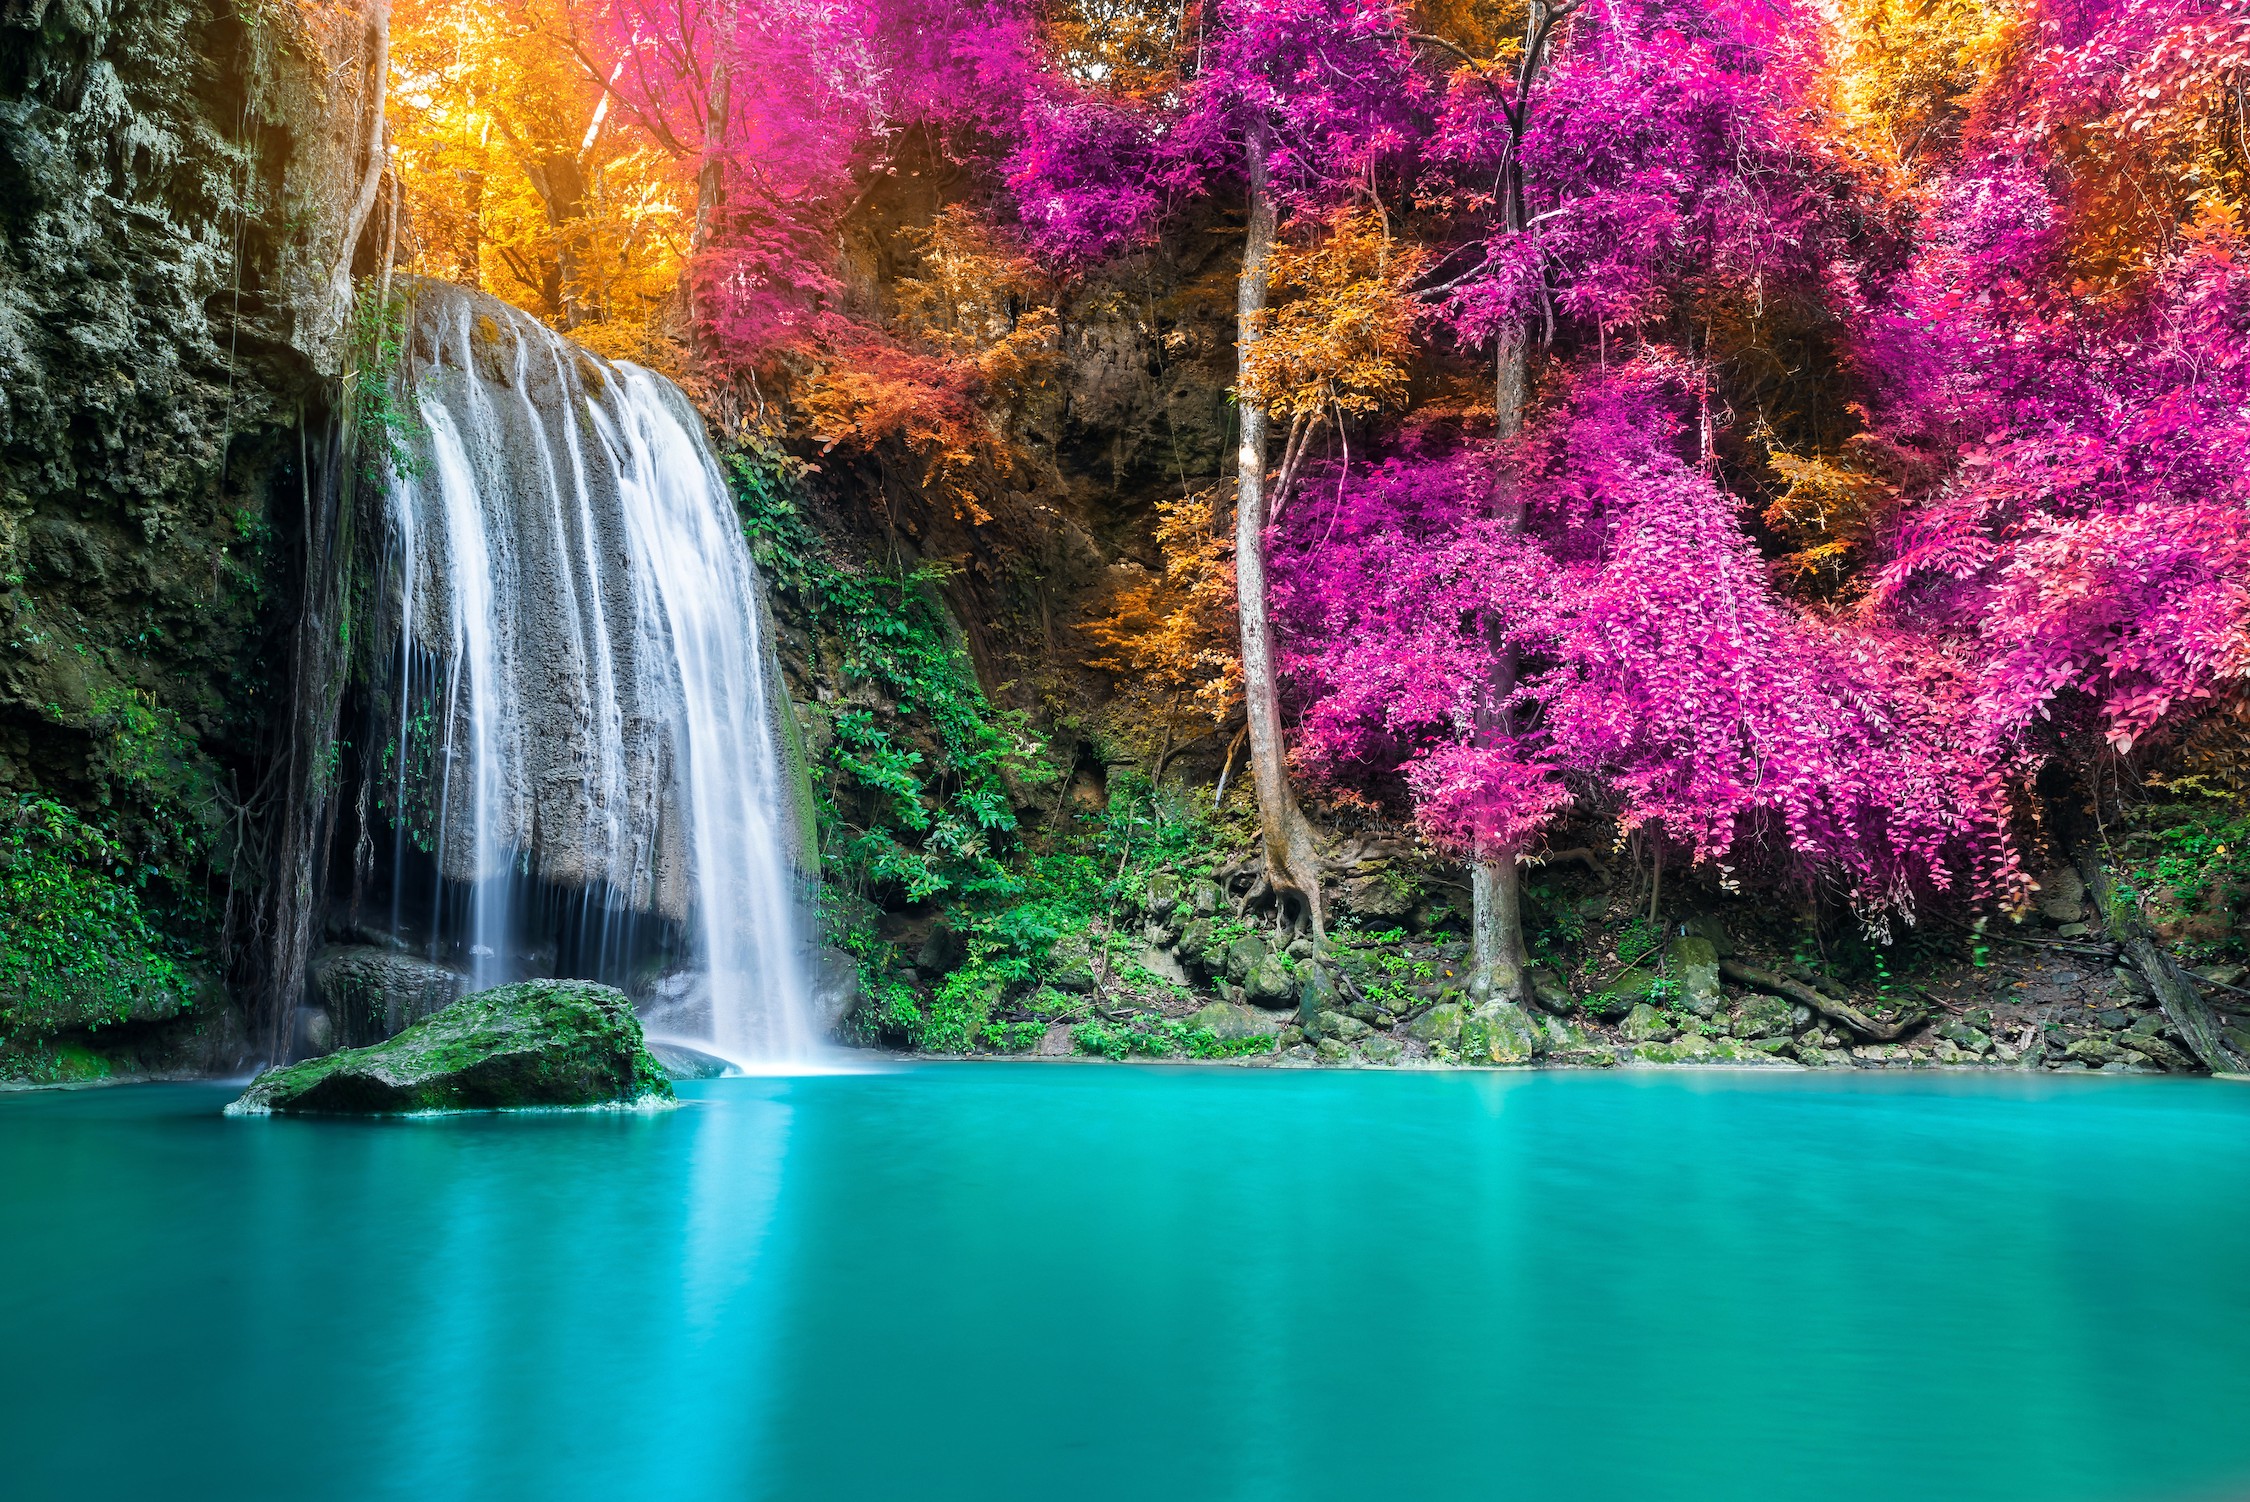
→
(227, 980, 673, 1115)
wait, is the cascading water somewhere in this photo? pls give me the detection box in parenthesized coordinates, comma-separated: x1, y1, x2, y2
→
(368, 281, 816, 1066)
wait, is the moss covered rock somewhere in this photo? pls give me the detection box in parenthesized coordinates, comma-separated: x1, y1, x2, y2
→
(227, 980, 672, 1115)
(1186, 1000, 1281, 1041)
(1590, 967, 1659, 1019)
(1620, 1002, 1674, 1042)
(1460, 1000, 1544, 1064)
(1409, 1001, 1464, 1048)
(1664, 936, 1724, 1017)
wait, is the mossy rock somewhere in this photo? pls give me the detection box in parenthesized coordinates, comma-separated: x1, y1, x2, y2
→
(1590, 967, 1659, 1019)
(1527, 967, 1574, 1013)
(1409, 1001, 1464, 1048)
(1731, 995, 1797, 1039)
(1186, 1000, 1280, 1041)
(1460, 1000, 1544, 1064)
(1244, 955, 1295, 1007)
(227, 980, 672, 1115)
(1619, 1001, 1674, 1041)
(1664, 936, 1724, 1017)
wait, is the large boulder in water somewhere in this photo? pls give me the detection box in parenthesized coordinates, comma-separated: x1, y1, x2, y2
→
(227, 980, 672, 1115)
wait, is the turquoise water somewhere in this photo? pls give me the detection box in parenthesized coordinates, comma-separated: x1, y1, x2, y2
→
(4, 1067, 2249, 1501)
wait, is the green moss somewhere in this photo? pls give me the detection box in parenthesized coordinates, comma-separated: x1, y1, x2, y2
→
(732, 453, 1051, 902)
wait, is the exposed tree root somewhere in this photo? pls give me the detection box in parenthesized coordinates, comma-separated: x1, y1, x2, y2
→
(1719, 959, 1927, 1042)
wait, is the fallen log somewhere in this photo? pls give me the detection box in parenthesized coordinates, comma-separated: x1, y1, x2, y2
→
(2077, 853, 2245, 1075)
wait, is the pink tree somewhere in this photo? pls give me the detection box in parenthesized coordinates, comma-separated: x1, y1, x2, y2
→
(1851, 169, 2250, 767)
(1010, 0, 1436, 937)
(1273, 363, 2015, 936)
(1392, 0, 1831, 988)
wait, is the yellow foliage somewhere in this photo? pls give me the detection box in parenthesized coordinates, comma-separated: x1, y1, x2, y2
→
(892, 206, 1063, 405)
(1241, 206, 1425, 424)
(1407, 0, 1524, 71)
(791, 209, 1062, 526)
(2176, 694, 2250, 799)
(1042, 0, 1188, 101)
(1814, 0, 2016, 188)
(389, 0, 692, 366)
(1763, 442, 1901, 594)
(1083, 490, 1241, 734)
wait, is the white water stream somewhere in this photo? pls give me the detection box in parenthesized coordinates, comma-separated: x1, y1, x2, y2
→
(382, 286, 815, 1066)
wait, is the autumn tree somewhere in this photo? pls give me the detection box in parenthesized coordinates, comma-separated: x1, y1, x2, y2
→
(391, 0, 690, 359)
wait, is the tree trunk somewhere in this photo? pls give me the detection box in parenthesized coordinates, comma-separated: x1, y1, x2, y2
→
(1465, 0, 1573, 995)
(694, 60, 731, 252)
(1235, 127, 1325, 938)
(686, 56, 730, 347)
(524, 150, 590, 328)
(1468, 317, 1531, 992)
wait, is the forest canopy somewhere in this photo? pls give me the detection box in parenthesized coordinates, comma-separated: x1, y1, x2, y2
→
(379, 0, 2250, 963)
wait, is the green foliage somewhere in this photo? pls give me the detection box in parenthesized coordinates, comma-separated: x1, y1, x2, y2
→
(1072, 1014, 1274, 1061)
(1327, 924, 1439, 1012)
(85, 684, 216, 864)
(0, 798, 190, 1045)
(833, 748, 1249, 1053)
(728, 450, 1266, 1056)
(350, 283, 424, 483)
(733, 442, 1258, 1049)
(2116, 796, 2250, 959)
(733, 451, 1040, 906)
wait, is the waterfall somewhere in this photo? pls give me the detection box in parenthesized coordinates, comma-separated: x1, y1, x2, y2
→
(371, 281, 816, 1065)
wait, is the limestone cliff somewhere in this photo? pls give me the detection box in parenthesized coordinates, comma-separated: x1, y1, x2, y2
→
(0, 0, 390, 1075)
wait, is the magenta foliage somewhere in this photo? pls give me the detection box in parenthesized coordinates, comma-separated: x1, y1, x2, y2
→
(1852, 136, 2250, 758)
(1008, 90, 1165, 265)
(578, 0, 1041, 357)
(1007, 0, 1435, 264)
(1275, 366, 2013, 911)
(1429, 0, 1826, 345)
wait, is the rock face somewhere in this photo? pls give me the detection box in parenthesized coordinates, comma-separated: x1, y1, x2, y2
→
(228, 980, 672, 1115)
(1665, 936, 1724, 1017)
(1591, 968, 1658, 1018)
(311, 946, 470, 1047)
(1410, 1002, 1464, 1048)
(810, 947, 862, 1037)
(1187, 1000, 1280, 1041)
(1732, 995, 1797, 1039)
(645, 1038, 736, 1080)
(0, 0, 393, 1074)
(1620, 1002, 1674, 1042)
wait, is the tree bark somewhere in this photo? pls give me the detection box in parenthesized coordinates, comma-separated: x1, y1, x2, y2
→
(694, 59, 731, 252)
(1468, 317, 1530, 991)
(1235, 127, 1325, 938)
(524, 150, 591, 328)
(1454, 1, 1581, 994)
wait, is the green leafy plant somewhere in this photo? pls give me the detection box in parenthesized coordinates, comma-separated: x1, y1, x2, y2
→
(0, 799, 192, 1048)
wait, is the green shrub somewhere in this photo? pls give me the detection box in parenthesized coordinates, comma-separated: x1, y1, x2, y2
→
(0, 798, 190, 1042)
